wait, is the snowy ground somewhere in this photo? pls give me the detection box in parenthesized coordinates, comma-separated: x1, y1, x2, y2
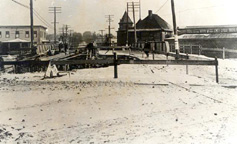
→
(0, 52, 237, 143)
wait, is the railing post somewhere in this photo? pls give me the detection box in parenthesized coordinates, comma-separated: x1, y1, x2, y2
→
(215, 57, 219, 83)
(186, 53, 189, 75)
(114, 52, 118, 79)
(223, 47, 225, 60)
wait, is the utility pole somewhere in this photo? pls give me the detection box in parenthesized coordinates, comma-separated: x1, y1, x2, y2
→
(105, 15, 114, 46)
(132, 2, 137, 46)
(60, 26, 65, 44)
(171, 0, 180, 59)
(49, 7, 61, 44)
(126, 3, 129, 46)
(65, 25, 70, 43)
(30, 0, 34, 50)
(139, 0, 141, 20)
(99, 30, 105, 44)
(69, 30, 74, 47)
(127, 2, 140, 47)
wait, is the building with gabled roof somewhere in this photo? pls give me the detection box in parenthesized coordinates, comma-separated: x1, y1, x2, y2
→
(117, 10, 172, 46)
(117, 11, 133, 46)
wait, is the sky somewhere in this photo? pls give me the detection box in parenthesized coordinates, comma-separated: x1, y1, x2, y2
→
(1, 0, 237, 35)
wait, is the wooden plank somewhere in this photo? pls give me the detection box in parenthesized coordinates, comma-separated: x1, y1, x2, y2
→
(202, 48, 237, 53)
(0, 59, 217, 66)
(118, 60, 216, 65)
(167, 52, 189, 59)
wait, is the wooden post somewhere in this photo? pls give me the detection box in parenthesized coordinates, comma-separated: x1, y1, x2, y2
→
(215, 57, 219, 83)
(114, 52, 118, 78)
(186, 53, 189, 75)
(152, 44, 155, 60)
(190, 45, 193, 54)
(198, 45, 201, 55)
(223, 47, 225, 60)
(171, 0, 180, 59)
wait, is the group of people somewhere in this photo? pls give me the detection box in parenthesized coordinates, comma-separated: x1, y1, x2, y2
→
(58, 42, 68, 54)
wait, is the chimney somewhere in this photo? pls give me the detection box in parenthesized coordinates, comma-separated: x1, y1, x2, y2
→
(148, 10, 153, 17)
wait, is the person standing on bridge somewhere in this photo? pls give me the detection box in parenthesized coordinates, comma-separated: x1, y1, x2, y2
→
(64, 43, 68, 55)
(144, 41, 150, 58)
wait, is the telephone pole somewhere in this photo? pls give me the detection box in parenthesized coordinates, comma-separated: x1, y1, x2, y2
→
(105, 15, 114, 46)
(171, 0, 180, 59)
(127, 2, 140, 46)
(49, 7, 61, 44)
(30, 0, 34, 49)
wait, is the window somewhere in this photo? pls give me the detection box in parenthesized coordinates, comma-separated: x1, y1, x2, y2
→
(221, 29, 228, 33)
(229, 28, 236, 32)
(25, 31, 29, 38)
(40, 31, 43, 38)
(207, 29, 214, 33)
(194, 30, 200, 34)
(200, 29, 207, 33)
(5, 31, 10, 38)
(34, 31, 37, 38)
(0, 31, 2, 38)
(15, 31, 20, 38)
(187, 29, 193, 34)
(214, 29, 220, 33)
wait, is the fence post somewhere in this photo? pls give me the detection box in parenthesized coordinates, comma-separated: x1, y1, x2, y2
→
(190, 45, 193, 54)
(198, 45, 201, 55)
(114, 52, 118, 79)
(215, 57, 219, 83)
(186, 53, 189, 75)
(223, 47, 225, 60)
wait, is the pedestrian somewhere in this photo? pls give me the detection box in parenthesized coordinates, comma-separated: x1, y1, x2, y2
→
(58, 42, 63, 52)
(144, 41, 150, 58)
(64, 43, 68, 55)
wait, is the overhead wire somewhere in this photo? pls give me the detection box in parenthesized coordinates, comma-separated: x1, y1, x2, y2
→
(155, 0, 169, 13)
(11, 0, 53, 29)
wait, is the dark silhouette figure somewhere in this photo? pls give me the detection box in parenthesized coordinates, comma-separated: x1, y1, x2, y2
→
(144, 41, 150, 58)
(64, 43, 68, 55)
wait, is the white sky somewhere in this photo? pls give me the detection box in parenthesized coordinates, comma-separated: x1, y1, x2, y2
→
(1, 0, 237, 35)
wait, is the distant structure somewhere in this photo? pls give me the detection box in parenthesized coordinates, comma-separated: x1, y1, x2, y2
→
(0, 25, 47, 54)
(117, 10, 172, 46)
(117, 11, 133, 46)
(0, 25, 47, 44)
(176, 25, 237, 49)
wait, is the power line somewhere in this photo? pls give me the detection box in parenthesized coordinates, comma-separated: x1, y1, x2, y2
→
(160, 5, 222, 17)
(11, 0, 53, 29)
(49, 7, 62, 43)
(155, 0, 169, 13)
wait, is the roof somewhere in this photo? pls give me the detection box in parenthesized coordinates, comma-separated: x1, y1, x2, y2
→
(119, 11, 133, 24)
(2, 38, 30, 43)
(0, 25, 47, 29)
(178, 25, 237, 30)
(128, 28, 172, 32)
(167, 33, 237, 40)
(136, 13, 172, 30)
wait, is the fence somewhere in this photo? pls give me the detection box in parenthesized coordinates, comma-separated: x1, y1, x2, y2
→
(0, 52, 219, 83)
(169, 44, 237, 59)
(37, 44, 57, 56)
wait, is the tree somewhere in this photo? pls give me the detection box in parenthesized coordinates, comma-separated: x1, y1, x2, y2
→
(83, 31, 92, 44)
(71, 32, 83, 48)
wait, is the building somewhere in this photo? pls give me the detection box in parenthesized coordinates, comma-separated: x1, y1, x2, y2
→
(165, 25, 237, 58)
(117, 10, 172, 47)
(117, 11, 133, 46)
(0, 25, 47, 44)
(0, 25, 47, 54)
(177, 25, 237, 49)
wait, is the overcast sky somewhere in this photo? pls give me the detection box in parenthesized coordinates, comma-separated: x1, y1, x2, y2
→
(1, 0, 237, 35)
